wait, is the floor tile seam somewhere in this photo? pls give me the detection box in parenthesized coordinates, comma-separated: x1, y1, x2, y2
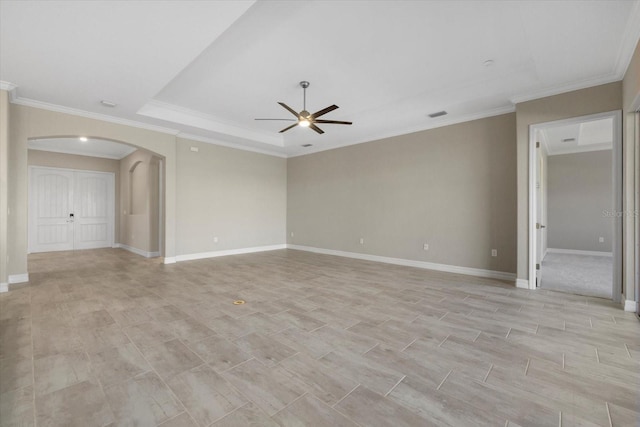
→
(267, 391, 309, 420)
(117, 325, 200, 426)
(330, 383, 361, 409)
(29, 288, 37, 427)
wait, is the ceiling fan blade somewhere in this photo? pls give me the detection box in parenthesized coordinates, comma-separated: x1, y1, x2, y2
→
(311, 104, 338, 119)
(278, 102, 300, 118)
(255, 118, 297, 121)
(279, 123, 299, 133)
(309, 123, 325, 134)
(314, 120, 352, 125)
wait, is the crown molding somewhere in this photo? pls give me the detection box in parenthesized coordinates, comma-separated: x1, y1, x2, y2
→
(510, 3, 639, 106)
(178, 133, 287, 158)
(27, 146, 132, 160)
(8, 93, 288, 158)
(138, 100, 284, 147)
(615, 0, 640, 78)
(509, 73, 622, 105)
(11, 96, 181, 135)
(289, 104, 516, 158)
(546, 144, 612, 157)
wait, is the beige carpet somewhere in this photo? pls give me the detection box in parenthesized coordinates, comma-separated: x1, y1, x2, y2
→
(540, 252, 613, 299)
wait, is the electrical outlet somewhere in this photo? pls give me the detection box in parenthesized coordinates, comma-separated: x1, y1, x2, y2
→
(599, 237, 604, 243)
(359, 238, 364, 245)
(491, 249, 497, 257)
(190, 146, 199, 152)
(290, 232, 294, 237)
(214, 236, 218, 243)
(423, 243, 429, 251)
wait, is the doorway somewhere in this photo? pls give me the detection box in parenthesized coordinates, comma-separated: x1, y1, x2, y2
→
(27, 136, 165, 259)
(29, 167, 115, 252)
(529, 111, 622, 301)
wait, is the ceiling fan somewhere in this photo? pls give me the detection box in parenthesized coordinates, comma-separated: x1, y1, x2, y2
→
(255, 81, 352, 134)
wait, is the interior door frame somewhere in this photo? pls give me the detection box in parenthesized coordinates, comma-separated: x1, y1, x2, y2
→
(28, 165, 116, 253)
(528, 110, 623, 303)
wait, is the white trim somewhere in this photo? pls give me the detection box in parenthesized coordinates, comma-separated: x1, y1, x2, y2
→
(0, 81, 17, 92)
(623, 299, 636, 312)
(510, 74, 622, 105)
(175, 244, 287, 262)
(546, 248, 613, 257)
(0, 283, 7, 293)
(529, 110, 623, 301)
(114, 243, 160, 258)
(515, 279, 529, 289)
(27, 146, 130, 160)
(138, 100, 284, 147)
(546, 145, 614, 157)
(11, 95, 289, 159)
(178, 133, 287, 158)
(163, 257, 176, 265)
(8, 273, 29, 284)
(287, 245, 516, 282)
(288, 105, 516, 158)
(12, 97, 179, 135)
(614, 0, 640, 79)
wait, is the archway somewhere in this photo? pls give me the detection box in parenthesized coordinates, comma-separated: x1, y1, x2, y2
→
(27, 135, 167, 260)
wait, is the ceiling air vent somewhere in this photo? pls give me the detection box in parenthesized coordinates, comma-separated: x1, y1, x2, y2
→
(301, 144, 313, 147)
(561, 138, 576, 143)
(428, 110, 447, 118)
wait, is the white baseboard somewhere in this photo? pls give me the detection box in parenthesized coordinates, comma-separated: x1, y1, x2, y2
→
(0, 283, 7, 293)
(175, 244, 287, 262)
(623, 299, 636, 312)
(8, 273, 29, 284)
(163, 257, 176, 265)
(515, 279, 530, 289)
(547, 248, 612, 257)
(114, 243, 160, 259)
(287, 244, 516, 282)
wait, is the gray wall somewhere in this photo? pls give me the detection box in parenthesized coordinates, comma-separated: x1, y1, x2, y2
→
(176, 138, 287, 256)
(288, 113, 517, 274)
(547, 150, 613, 252)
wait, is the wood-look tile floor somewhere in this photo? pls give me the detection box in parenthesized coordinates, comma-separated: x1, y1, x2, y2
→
(1, 248, 639, 427)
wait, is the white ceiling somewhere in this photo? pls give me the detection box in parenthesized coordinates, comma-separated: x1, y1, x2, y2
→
(2, 1, 639, 158)
(539, 117, 614, 156)
(28, 137, 137, 160)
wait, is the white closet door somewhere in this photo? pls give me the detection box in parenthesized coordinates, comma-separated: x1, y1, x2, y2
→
(74, 171, 114, 250)
(30, 168, 75, 252)
(29, 167, 114, 253)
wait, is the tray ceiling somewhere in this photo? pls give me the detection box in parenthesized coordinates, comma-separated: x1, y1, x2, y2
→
(2, 1, 639, 157)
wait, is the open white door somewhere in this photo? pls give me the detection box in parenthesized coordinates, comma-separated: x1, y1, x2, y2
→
(535, 146, 546, 287)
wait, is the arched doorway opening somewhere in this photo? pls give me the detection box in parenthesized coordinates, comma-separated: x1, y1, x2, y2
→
(27, 135, 166, 260)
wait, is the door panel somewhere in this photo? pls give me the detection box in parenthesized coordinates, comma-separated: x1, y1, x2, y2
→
(535, 150, 544, 287)
(29, 167, 114, 253)
(30, 169, 74, 252)
(74, 172, 113, 250)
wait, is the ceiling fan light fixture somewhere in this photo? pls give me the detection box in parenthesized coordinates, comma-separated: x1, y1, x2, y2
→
(298, 118, 311, 127)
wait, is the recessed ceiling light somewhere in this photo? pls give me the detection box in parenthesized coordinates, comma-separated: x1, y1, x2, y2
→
(483, 59, 494, 67)
(100, 100, 117, 107)
(79, 137, 88, 142)
(428, 111, 448, 118)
